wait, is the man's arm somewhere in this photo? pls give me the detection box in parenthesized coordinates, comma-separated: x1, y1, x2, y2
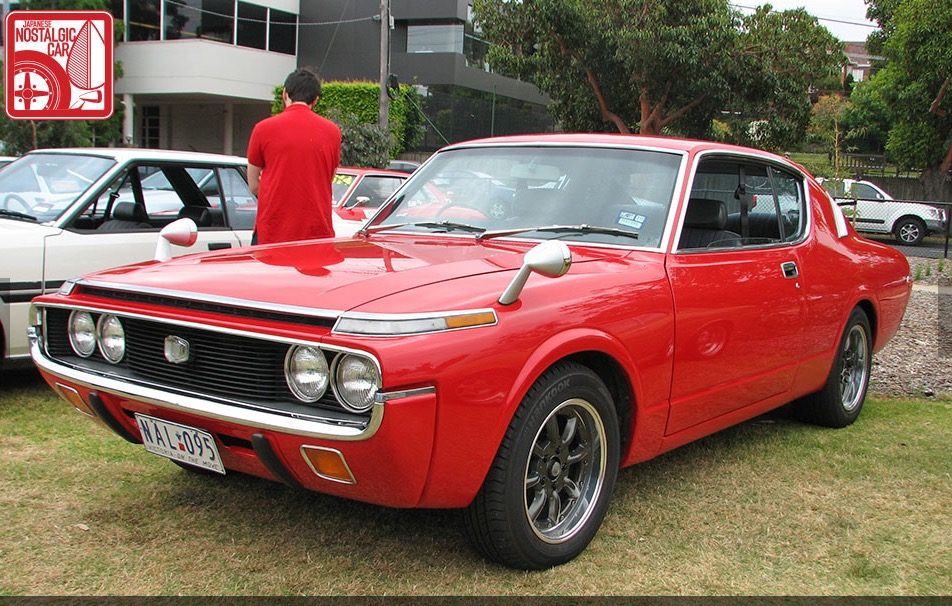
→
(247, 163, 262, 196)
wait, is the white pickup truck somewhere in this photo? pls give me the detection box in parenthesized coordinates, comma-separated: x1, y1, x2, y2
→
(825, 178, 947, 245)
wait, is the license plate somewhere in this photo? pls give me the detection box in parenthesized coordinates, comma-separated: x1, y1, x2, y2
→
(134, 413, 225, 474)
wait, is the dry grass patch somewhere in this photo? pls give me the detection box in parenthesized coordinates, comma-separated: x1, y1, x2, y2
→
(1, 370, 949, 595)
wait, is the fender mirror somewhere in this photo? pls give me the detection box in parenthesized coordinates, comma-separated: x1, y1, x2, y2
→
(498, 240, 572, 305)
(154, 218, 198, 262)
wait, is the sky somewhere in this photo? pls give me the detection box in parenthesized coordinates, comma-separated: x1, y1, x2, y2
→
(733, 0, 880, 42)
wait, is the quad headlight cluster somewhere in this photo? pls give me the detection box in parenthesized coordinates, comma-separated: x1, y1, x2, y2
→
(68, 310, 125, 363)
(284, 345, 381, 413)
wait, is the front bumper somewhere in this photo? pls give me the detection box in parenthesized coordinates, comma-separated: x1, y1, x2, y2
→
(32, 339, 439, 507)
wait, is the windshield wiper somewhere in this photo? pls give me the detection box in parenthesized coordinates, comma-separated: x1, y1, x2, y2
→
(477, 224, 638, 241)
(0, 209, 37, 222)
(361, 220, 486, 235)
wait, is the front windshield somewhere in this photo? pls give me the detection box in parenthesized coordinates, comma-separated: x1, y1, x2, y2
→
(0, 153, 115, 222)
(372, 145, 682, 247)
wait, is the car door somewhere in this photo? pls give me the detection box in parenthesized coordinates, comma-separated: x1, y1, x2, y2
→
(42, 162, 251, 289)
(665, 156, 808, 435)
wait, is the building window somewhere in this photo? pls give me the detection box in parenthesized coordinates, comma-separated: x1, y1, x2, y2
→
(407, 24, 464, 54)
(236, 1, 267, 50)
(164, 0, 234, 43)
(268, 8, 297, 55)
(141, 106, 160, 148)
(128, 0, 161, 41)
(119, 0, 295, 54)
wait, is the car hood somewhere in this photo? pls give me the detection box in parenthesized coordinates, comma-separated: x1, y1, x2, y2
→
(0, 217, 61, 239)
(81, 236, 620, 314)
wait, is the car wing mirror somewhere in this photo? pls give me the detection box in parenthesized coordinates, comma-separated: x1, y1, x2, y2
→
(154, 218, 198, 262)
(498, 240, 572, 305)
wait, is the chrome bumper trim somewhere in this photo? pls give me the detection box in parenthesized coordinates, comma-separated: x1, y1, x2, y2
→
(31, 339, 384, 442)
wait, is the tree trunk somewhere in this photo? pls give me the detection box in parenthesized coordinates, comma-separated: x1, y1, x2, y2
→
(920, 165, 948, 202)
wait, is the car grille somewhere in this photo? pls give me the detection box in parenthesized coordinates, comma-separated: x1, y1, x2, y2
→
(43, 307, 359, 418)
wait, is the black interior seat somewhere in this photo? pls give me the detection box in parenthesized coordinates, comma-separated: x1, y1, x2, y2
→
(679, 198, 741, 249)
(177, 205, 212, 227)
(98, 201, 152, 231)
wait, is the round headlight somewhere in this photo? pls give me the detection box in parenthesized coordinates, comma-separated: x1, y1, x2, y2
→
(68, 310, 96, 358)
(285, 346, 329, 402)
(97, 314, 125, 364)
(334, 354, 381, 413)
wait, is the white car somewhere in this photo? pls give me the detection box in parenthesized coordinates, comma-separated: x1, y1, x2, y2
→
(828, 179, 947, 246)
(0, 148, 256, 369)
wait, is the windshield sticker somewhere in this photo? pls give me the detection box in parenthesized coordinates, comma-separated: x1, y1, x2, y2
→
(333, 174, 355, 186)
(616, 210, 646, 230)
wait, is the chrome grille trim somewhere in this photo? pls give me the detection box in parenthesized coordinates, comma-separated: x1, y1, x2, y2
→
(31, 339, 383, 440)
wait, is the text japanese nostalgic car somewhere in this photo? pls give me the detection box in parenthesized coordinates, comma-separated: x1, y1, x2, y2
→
(0, 148, 256, 370)
(29, 135, 912, 569)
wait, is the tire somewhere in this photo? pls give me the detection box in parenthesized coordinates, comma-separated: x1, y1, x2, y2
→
(894, 216, 926, 246)
(463, 361, 620, 569)
(10, 51, 72, 112)
(794, 308, 872, 428)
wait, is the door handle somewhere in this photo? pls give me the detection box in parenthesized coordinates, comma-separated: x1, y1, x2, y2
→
(781, 261, 798, 279)
(208, 242, 232, 251)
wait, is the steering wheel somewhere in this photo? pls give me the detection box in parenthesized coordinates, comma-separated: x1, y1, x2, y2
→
(2, 194, 30, 213)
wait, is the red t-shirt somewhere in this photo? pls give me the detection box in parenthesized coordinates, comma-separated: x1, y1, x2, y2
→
(247, 104, 342, 244)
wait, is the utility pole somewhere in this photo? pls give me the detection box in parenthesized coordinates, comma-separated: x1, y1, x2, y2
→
(378, 0, 390, 132)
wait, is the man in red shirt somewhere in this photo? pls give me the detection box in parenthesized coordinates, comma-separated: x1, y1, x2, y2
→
(247, 67, 342, 244)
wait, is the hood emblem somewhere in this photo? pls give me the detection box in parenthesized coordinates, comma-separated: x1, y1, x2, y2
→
(164, 335, 190, 364)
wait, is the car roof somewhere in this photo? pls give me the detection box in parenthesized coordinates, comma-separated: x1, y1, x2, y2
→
(446, 133, 787, 158)
(24, 147, 247, 165)
(336, 166, 408, 177)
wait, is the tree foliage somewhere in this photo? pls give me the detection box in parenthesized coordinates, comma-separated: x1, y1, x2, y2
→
(473, 0, 843, 149)
(860, 0, 952, 200)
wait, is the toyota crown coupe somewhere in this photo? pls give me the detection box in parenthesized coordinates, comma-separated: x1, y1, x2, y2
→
(28, 134, 911, 570)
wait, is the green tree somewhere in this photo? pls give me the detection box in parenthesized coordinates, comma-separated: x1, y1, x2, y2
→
(473, 0, 842, 149)
(809, 94, 851, 177)
(0, 0, 125, 153)
(862, 0, 952, 200)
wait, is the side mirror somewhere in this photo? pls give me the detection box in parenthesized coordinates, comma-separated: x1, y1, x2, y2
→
(154, 218, 198, 262)
(498, 240, 572, 305)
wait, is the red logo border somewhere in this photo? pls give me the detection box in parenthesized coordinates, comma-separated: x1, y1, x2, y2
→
(4, 10, 114, 120)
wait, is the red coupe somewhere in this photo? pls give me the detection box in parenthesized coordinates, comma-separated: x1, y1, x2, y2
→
(29, 134, 911, 569)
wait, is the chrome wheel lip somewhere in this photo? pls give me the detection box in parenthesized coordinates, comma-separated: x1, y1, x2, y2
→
(839, 324, 869, 413)
(523, 398, 607, 544)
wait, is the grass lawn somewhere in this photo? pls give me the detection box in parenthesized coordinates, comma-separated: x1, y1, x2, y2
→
(1, 371, 949, 596)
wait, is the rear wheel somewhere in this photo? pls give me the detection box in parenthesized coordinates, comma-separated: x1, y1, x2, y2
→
(463, 361, 619, 569)
(894, 216, 926, 245)
(794, 308, 871, 428)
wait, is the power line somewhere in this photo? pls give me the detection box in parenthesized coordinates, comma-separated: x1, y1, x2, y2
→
(731, 2, 879, 30)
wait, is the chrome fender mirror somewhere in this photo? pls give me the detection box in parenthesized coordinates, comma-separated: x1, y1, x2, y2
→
(154, 218, 198, 262)
(498, 240, 572, 305)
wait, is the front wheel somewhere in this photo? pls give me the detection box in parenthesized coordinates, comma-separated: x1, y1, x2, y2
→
(894, 217, 926, 245)
(794, 308, 872, 428)
(463, 361, 620, 569)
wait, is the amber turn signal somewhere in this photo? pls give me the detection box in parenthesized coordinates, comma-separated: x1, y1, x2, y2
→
(300, 445, 356, 485)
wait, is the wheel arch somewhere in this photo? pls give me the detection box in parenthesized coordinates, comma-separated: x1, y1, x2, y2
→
(854, 297, 879, 346)
(560, 351, 634, 460)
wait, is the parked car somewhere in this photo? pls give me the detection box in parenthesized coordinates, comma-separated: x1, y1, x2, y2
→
(0, 148, 256, 369)
(331, 167, 408, 236)
(0, 156, 16, 169)
(825, 178, 947, 245)
(29, 135, 911, 569)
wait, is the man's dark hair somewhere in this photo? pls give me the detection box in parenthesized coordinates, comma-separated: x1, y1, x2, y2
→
(283, 67, 322, 104)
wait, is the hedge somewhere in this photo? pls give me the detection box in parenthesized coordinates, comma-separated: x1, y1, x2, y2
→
(271, 81, 424, 166)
